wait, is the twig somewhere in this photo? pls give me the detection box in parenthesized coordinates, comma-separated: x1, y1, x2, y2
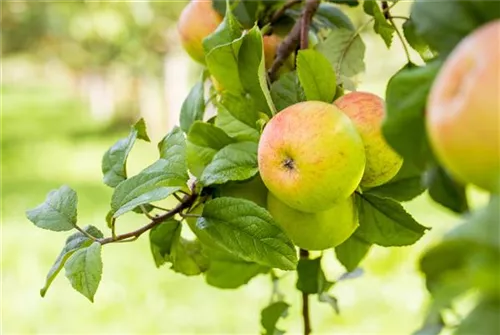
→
(74, 225, 98, 241)
(300, 248, 312, 335)
(149, 204, 170, 212)
(98, 191, 197, 245)
(173, 192, 183, 202)
(382, 0, 412, 63)
(268, 0, 320, 81)
(140, 205, 155, 220)
(270, 0, 303, 25)
(300, 0, 320, 50)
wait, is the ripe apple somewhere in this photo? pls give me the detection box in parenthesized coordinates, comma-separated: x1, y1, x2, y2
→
(258, 101, 366, 213)
(427, 20, 500, 193)
(334, 92, 403, 188)
(267, 193, 358, 251)
(177, 1, 222, 64)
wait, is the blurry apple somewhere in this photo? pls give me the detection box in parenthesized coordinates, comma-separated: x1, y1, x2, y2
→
(335, 92, 403, 188)
(258, 101, 365, 213)
(177, 1, 222, 64)
(427, 20, 500, 193)
(267, 193, 358, 251)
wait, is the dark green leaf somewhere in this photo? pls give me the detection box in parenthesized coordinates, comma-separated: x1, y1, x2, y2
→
(203, 3, 243, 54)
(149, 219, 181, 268)
(455, 298, 500, 335)
(356, 193, 428, 246)
(200, 141, 258, 186)
(426, 166, 469, 214)
(205, 249, 269, 289)
(212, 0, 259, 28)
(402, 19, 434, 61)
(64, 241, 103, 302)
(270, 71, 305, 111)
(101, 118, 149, 187)
(296, 257, 332, 295)
(238, 26, 276, 116)
(366, 160, 426, 202)
(316, 28, 365, 89)
(335, 233, 371, 272)
(170, 238, 210, 276)
(197, 197, 298, 270)
(325, 0, 359, 7)
(313, 3, 355, 31)
(40, 226, 103, 297)
(26, 185, 78, 232)
(410, 0, 500, 56)
(382, 61, 441, 169)
(296, 49, 336, 102)
(180, 80, 206, 133)
(363, 0, 395, 47)
(187, 121, 236, 177)
(261, 301, 290, 335)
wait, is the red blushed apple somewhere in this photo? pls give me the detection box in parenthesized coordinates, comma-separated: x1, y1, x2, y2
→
(177, 1, 222, 64)
(335, 92, 403, 188)
(258, 101, 366, 213)
(427, 20, 500, 193)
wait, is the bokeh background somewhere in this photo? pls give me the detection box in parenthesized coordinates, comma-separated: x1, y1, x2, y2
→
(1, 1, 489, 334)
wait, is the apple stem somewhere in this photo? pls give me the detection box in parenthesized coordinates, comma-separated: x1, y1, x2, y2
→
(300, 248, 312, 335)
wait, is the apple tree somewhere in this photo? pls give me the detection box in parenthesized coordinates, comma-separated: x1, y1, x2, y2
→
(27, 0, 500, 334)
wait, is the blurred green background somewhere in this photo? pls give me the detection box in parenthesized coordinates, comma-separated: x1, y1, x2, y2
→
(1, 1, 488, 334)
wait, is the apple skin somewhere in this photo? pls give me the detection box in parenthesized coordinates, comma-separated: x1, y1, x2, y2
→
(334, 92, 403, 188)
(426, 20, 500, 194)
(258, 101, 366, 213)
(267, 193, 358, 251)
(177, 1, 222, 64)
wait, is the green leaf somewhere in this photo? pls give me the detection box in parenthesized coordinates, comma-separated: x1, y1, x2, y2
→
(64, 241, 103, 302)
(366, 160, 426, 202)
(101, 118, 149, 187)
(158, 126, 189, 179)
(219, 92, 260, 128)
(200, 141, 258, 186)
(179, 79, 206, 133)
(402, 19, 434, 61)
(296, 257, 333, 295)
(187, 121, 236, 177)
(40, 226, 103, 297)
(356, 193, 428, 246)
(170, 238, 209, 276)
(316, 28, 365, 89)
(215, 103, 260, 142)
(363, 0, 395, 48)
(205, 249, 269, 289)
(26, 185, 78, 232)
(313, 3, 355, 31)
(197, 197, 298, 270)
(238, 26, 276, 116)
(410, 0, 480, 55)
(335, 233, 371, 272)
(261, 301, 290, 335)
(426, 166, 469, 214)
(383, 61, 441, 169)
(205, 35, 245, 94)
(455, 298, 500, 335)
(212, 0, 259, 28)
(296, 49, 336, 102)
(318, 293, 340, 314)
(270, 71, 305, 111)
(203, 3, 243, 54)
(149, 219, 181, 268)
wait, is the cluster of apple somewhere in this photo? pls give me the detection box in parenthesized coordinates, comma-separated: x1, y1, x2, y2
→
(259, 94, 402, 250)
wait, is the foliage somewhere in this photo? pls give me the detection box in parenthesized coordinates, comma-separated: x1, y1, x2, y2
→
(25, 0, 499, 334)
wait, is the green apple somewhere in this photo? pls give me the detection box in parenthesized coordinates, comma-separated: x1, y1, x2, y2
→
(334, 92, 403, 188)
(258, 101, 366, 213)
(267, 193, 358, 251)
(177, 1, 222, 64)
(427, 20, 500, 193)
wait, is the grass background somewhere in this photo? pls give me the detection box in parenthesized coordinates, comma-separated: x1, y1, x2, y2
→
(1, 3, 488, 334)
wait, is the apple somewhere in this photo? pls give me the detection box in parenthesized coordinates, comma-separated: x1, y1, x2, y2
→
(258, 101, 366, 213)
(267, 193, 358, 251)
(426, 20, 500, 193)
(334, 92, 403, 188)
(177, 1, 223, 64)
